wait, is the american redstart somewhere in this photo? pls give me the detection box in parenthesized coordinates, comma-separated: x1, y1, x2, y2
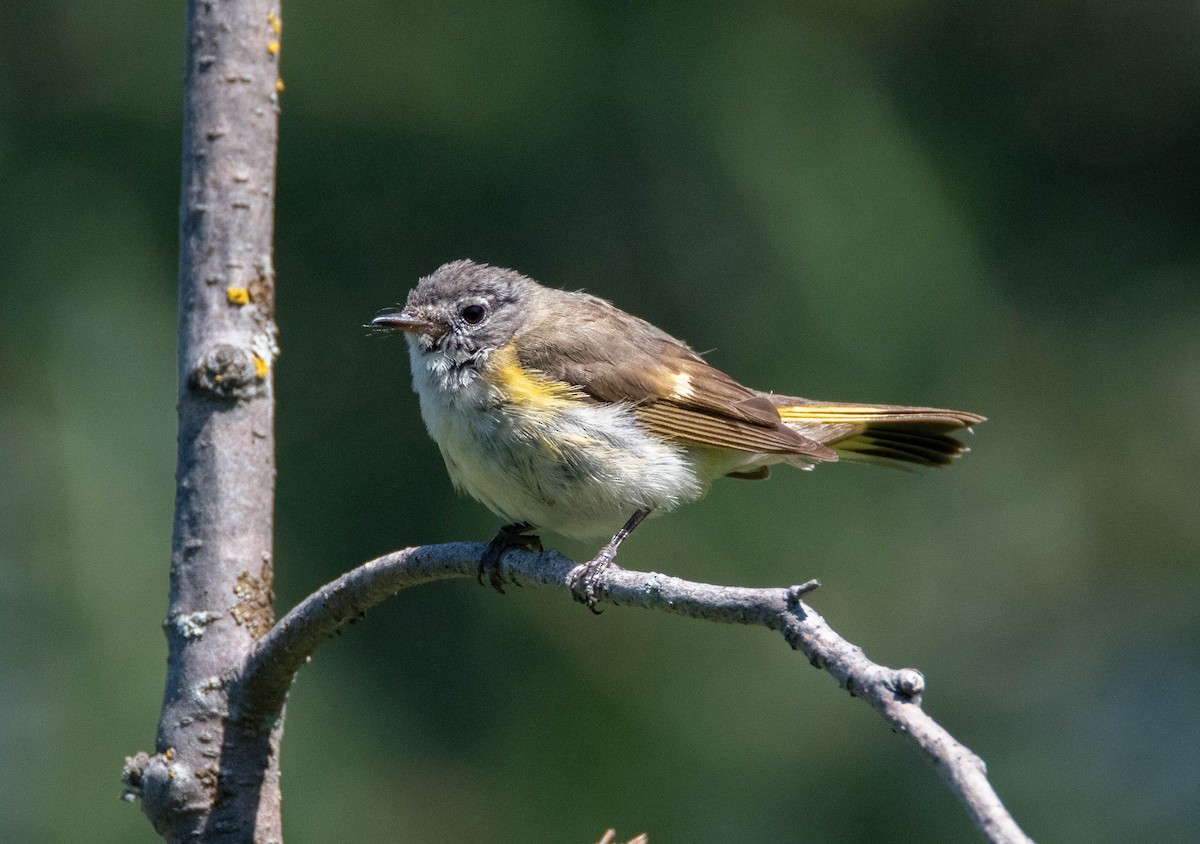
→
(372, 260, 984, 607)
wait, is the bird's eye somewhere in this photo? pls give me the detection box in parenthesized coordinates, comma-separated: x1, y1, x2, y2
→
(460, 304, 486, 325)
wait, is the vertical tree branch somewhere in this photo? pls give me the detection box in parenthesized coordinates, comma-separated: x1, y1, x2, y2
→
(131, 1, 284, 841)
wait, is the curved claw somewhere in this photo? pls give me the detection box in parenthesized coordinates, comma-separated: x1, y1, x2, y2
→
(478, 523, 541, 595)
(477, 542, 505, 593)
(569, 550, 615, 613)
(567, 509, 649, 613)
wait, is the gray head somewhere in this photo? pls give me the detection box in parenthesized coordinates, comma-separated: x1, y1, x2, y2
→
(372, 260, 538, 360)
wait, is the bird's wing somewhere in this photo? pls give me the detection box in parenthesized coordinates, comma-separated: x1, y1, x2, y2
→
(514, 297, 836, 462)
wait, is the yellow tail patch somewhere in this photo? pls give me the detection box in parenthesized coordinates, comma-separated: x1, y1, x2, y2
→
(777, 405, 894, 422)
(776, 403, 984, 427)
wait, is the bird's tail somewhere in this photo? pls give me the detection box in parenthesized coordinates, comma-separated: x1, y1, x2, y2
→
(766, 395, 985, 470)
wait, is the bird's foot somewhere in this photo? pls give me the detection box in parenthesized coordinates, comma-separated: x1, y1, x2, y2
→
(567, 509, 650, 613)
(569, 547, 617, 613)
(479, 523, 542, 594)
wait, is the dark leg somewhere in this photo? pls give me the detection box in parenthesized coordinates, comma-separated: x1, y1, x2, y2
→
(570, 509, 651, 611)
(479, 522, 542, 594)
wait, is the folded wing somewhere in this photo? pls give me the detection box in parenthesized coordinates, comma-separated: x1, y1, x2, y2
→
(515, 296, 836, 463)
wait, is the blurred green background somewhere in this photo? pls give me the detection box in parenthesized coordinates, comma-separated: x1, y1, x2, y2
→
(3, 1, 1199, 841)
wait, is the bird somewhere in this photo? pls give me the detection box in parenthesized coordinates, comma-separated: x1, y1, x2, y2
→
(371, 260, 984, 607)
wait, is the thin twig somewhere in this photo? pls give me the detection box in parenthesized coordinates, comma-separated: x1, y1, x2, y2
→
(233, 544, 1034, 844)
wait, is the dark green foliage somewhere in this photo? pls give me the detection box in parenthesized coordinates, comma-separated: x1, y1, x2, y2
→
(1, 1, 1198, 841)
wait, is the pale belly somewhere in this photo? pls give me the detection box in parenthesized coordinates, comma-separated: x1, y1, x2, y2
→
(413, 365, 707, 539)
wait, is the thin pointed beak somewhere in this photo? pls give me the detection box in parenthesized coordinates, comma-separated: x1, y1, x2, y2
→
(370, 310, 444, 339)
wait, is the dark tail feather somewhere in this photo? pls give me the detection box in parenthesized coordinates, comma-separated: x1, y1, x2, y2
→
(768, 396, 984, 470)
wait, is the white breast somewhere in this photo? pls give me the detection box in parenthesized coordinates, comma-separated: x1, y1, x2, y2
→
(407, 342, 705, 539)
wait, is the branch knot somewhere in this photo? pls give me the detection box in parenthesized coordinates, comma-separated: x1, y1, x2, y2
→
(190, 343, 263, 400)
(894, 668, 926, 701)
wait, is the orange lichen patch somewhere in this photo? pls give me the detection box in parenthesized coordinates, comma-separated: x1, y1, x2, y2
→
(275, 78, 285, 92)
(267, 10, 282, 34)
(267, 39, 280, 56)
(231, 561, 275, 638)
(252, 354, 269, 379)
(226, 286, 251, 306)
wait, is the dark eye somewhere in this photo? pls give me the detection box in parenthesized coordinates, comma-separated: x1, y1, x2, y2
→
(460, 303, 486, 324)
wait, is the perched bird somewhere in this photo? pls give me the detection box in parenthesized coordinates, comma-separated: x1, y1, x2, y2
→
(372, 260, 983, 606)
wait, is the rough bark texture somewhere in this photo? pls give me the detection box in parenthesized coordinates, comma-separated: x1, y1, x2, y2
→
(130, 1, 284, 841)
(235, 545, 1035, 844)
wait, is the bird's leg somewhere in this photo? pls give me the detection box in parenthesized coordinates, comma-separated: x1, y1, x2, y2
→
(479, 522, 542, 594)
(571, 508, 651, 611)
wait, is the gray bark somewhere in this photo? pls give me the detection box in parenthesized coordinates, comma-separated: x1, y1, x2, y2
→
(128, 1, 284, 841)
(236, 545, 1035, 844)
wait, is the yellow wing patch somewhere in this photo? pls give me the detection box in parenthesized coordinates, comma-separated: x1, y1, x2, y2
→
(485, 344, 587, 409)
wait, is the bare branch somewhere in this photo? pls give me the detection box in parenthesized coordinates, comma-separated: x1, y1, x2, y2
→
(233, 545, 1034, 844)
